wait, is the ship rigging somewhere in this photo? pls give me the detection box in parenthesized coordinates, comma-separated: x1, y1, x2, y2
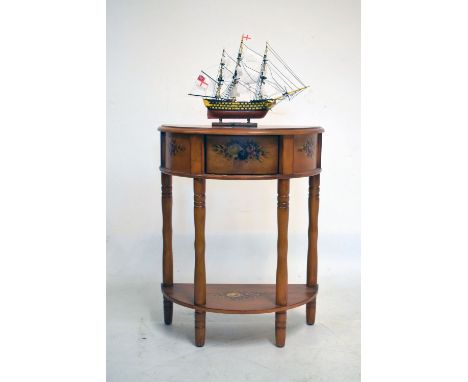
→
(189, 35, 308, 122)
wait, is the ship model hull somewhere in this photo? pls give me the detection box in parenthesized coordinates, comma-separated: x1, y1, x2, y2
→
(203, 99, 276, 119)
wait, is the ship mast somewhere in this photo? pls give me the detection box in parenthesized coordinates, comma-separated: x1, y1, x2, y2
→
(224, 36, 245, 99)
(255, 43, 268, 100)
(215, 50, 226, 99)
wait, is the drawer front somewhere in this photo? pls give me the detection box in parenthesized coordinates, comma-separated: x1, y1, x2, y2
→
(164, 133, 191, 173)
(206, 135, 279, 175)
(293, 134, 318, 173)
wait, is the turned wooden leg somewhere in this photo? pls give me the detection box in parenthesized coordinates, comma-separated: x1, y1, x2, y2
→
(161, 173, 173, 325)
(195, 310, 206, 347)
(163, 297, 173, 325)
(306, 175, 320, 325)
(306, 300, 316, 325)
(275, 311, 287, 347)
(275, 179, 289, 347)
(194, 178, 206, 347)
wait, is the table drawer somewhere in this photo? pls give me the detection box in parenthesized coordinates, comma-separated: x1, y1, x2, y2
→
(206, 135, 279, 175)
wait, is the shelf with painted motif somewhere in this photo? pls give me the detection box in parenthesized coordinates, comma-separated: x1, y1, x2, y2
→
(162, 283, 318, 314)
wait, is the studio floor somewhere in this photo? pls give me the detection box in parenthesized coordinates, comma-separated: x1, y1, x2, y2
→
(107, 233, 360, 382)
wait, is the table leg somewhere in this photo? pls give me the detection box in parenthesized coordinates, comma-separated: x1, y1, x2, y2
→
(194, 178, 206, 346)
(306, 175, 320, 325)
(275, 179, 289, 347)
(161, 173, 173, 325)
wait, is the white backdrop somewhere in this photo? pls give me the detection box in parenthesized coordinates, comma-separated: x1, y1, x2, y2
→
(107, 1, 360, 380)
(107, 0, 359, 242)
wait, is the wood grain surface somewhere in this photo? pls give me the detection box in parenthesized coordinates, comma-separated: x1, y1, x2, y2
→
(161, 284, 318, 314)
(159, 125, 324, 136)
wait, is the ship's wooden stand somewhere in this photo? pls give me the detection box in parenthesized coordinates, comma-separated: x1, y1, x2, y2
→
(212, 118, 258, 128)
(159, 124, 323, 347)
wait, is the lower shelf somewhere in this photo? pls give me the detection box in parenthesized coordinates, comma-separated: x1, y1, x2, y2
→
(161, 283, 318, 314)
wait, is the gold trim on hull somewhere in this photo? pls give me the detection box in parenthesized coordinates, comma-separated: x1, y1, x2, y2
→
(203, 99, 276, 111)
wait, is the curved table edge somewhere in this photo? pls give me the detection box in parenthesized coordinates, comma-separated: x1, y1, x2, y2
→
(158, 125, 325, 136)
(159, 167, 322, 180)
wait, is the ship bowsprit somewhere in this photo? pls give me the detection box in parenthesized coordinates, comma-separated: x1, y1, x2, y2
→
(203, 99, 276, 119)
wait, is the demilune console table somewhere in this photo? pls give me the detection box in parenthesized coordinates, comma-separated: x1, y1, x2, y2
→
(158, 124, 323, 347)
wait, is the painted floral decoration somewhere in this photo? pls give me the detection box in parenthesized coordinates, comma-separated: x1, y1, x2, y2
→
(213, 139, 267, 162)
(214, 291, 263, 301)
(169, 138, 185, 156)
(298, 137, 315, 157)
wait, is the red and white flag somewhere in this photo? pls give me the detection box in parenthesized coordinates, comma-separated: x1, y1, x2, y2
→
(242, 34, 252, 41)
(197, 74, 209, 87)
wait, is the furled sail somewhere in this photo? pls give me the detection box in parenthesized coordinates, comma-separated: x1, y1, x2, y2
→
(189, 35, 308, 104)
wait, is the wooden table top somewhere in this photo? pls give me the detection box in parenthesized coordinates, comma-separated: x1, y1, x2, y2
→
(159, 124, 324, 136)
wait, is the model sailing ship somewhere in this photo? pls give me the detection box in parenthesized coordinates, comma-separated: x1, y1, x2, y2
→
(189, 35, 308, 126)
